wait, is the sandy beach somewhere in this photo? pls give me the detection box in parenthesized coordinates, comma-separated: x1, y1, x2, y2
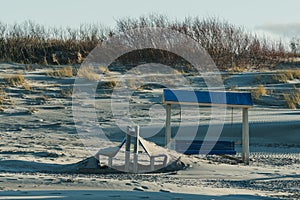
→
(0, 63, 299, 199)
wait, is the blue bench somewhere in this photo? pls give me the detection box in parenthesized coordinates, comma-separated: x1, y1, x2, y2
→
(175, 140, 236, 155)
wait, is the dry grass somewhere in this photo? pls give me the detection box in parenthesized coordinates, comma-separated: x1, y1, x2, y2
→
(4, 74, 25, 86)
(252, 85, 267, 100)
(274, 70, 300, 83)
(98, 66, 110, 74)
(77, 66, 99, 81)
(102, 79, 117, 88)
(231, 64, 245, 73)
(0, 88, 14, 109)
(0, 89, 6, 105)
(60, 88, 73, 98)
(23, 83, 31, 91)
(47, 66, 73, 78)
(27, 107, 39, 114)
(284, 90, 300, 109)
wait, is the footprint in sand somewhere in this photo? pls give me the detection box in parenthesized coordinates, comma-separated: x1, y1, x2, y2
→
(133, 187, 144, 191)
(159, 189, 171, 193)
(141, 185, 149, 189)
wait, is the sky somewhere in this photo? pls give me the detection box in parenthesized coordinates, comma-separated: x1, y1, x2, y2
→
(1, 0, 300, 41)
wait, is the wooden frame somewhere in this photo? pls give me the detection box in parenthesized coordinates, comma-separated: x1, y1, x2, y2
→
(163, 89, 252, 165)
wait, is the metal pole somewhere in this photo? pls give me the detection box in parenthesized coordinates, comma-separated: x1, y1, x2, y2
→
(242, 108, 250, 165)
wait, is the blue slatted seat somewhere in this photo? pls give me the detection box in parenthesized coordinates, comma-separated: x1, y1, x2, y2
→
(175, 140, 236, 155)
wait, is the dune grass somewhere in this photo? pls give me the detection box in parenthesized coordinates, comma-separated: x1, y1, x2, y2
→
(252, 85, 267, 100)
(77, 66, 99, 81)
(47, 66, 74, 78)
(4, 74, 26, 86)
(283, 90, 300, 109)
(274, 69, 300, 83)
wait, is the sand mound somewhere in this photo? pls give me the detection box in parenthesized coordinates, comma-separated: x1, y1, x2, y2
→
(68, 156, 188, 174)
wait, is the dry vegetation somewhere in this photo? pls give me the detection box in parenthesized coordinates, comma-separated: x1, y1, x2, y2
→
(283, 90, 300, 109)
(274, 69, 300, 83)
(4, 74, 25, 86)
(47, 66, 74, 78)
(252, 85, 267, 100)
(77, 66, 100, 81)
(0, 15, 298, 70)
(60, 88, 73, 98)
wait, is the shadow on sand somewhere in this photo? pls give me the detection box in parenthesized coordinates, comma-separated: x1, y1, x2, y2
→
(0, 190, 277, 200)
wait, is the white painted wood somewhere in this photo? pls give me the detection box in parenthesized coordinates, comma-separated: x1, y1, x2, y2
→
(125, 128, 132, 171)
(133, 126, 139, 173)
(108, 157, 113, 167)
(242, 108, 250, 165)
(165, 104, 171, 148)
(150, 157, 155, 171)
(164, 101, 252, 108)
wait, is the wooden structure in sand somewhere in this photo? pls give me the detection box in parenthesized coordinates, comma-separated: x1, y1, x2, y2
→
(162, 89, 253, 165)
(96, 126, 168, 172)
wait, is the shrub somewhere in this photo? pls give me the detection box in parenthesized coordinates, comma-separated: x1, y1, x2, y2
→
(4, 74, 25, 86)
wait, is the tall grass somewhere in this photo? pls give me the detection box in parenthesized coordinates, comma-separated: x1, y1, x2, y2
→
(4, 74, 25, 86)
(47, 66, 74, 78)
(284, 92, 300, 109)
(274, 69, 300, 83)
(252, 85, 267, 100)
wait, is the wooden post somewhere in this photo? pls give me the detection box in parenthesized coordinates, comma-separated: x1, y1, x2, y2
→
(125, 127, 132, 171)
(133, 125, 139, 173)
(108, 157, 113, 167)
(242, 108, 250, 165)
(165, 104, 171, 148)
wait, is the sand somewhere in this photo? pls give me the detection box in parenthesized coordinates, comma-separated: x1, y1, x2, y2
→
(0, 63, 299, 199)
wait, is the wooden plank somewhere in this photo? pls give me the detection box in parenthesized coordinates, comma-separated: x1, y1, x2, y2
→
(242, 108, 250, 165)
(163, 89, 253, 107)
(125, 130, 131, 171)
(165, 103, 171, 148)
(133, 126, 139, 173)
(163, 101, 252, 108)
(175, 140, 236, 155)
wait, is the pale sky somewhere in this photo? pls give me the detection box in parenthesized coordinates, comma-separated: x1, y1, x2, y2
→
(1, 0, 300, 40)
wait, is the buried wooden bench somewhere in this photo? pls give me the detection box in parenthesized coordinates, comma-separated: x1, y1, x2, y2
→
(95, 138, 126, 167)
(139, 137, 168, 171)
(175, 140, 236, 155)
(95, 137, 168, 170)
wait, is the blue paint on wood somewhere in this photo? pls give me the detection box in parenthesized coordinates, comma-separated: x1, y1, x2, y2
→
(163, 89, 253, 106)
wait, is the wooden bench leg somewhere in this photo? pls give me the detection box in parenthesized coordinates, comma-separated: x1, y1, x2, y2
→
(162, 155, 168, 167)
(150, 157, 155, 171)
(96, 154, 100, 168)
(108, 157, 113, 168)
(133, 153, 138, 173)
(125, 151, 130, 171)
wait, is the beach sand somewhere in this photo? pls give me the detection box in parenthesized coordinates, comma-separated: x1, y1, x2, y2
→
(0, 63, 299, 199)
